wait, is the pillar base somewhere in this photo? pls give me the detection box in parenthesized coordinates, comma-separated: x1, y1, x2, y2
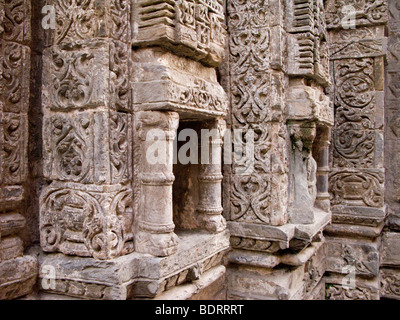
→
(0, 255, 38, 300)
(34, 230, 229, 300)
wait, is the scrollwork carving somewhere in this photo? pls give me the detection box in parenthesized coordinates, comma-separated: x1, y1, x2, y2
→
(329, 171, 384, 208)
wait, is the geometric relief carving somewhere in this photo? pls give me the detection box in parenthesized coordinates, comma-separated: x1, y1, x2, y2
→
(330, 39, 385, 60)
(40, 183, 134, 260)
(286, 0, 330, 85)
(329, 171, 384, 208)
(132, 0, 226, 66)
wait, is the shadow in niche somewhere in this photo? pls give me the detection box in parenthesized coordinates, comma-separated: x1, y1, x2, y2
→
(173, 120, 202, 232)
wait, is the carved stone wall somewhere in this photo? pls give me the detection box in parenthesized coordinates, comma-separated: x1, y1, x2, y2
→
(381, 0, 400, 300)
(223, 0, 332, 300)
(36, 0, 230, 300)
(1, 0, 399, 301)
(325, 0, 388, 300)
(0, 0, 38, 300)
(40, 0, 134, 261)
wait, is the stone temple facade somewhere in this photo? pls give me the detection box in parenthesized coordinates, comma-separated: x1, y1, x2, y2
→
(0, 0, 399, 300)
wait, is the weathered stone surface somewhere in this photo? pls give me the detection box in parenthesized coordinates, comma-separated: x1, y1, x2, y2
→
(0, 255, 38, 300)
(325, 274, 380, 300)
(380, 268, 400, 300)
(0, 0, 398, 302)
(326, 237, 380, 278)
(132, 0, 226, 67)
(132, 48, 228, 117)
(40, 182, 134, 260)
(325, 0, 388, 302)
(45, 0, 131, 45)
(381, 232, 400, 266)
(35, 230, 229, 299)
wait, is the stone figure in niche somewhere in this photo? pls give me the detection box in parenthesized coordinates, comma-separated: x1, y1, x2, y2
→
(288, 123, 317, 225)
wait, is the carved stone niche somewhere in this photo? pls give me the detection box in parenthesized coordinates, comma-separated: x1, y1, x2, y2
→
(132, 47, 229, 263)
(132, 47, 228, 117)
(131, 0, 226, 67)
(288, 121, 318, 225)
(287, 78, 333, 222)
(173, 119, 226, 233)
(134, 111, 228, 257)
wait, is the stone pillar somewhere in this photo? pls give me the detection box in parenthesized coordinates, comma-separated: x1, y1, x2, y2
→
(324, 0, 388, 300)
(197, 119, 226, 233)
(135, 111, 179, 257)
(40, 0, 133, 260)
(128, 0, 230, 299)
(288, 121, 318, 225)
(314, 126, 331, 213)
(0, 0, 37, 299)
(224, 0, 332, 300)
(381, 0, 400, 300)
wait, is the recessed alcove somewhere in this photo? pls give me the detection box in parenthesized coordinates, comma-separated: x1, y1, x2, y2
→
(173, 120, 202, 231)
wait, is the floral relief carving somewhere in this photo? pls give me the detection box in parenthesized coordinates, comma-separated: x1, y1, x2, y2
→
(109, 112, 130, 184)
(1, 42, 29, 113)
(326, 0, 388, 28)
(1, 113, 26, 185)
(48, 49, 95, 110)
(40, 186, 133, 260)
(44, 113, 92, 183)
(2, 0, 30, 43)
(329, 171, 384, 208)
(52, 0, 129, 44)
(231, 174, 271, 224)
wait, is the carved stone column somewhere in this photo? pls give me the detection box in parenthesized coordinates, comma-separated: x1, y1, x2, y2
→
(135, 111, 179, 257)
(288, 122, 318, 225)
(325, 0, 388, 300)
(314, 126, 331, 213)
(40, 0, 133, 261)
(0, 0, 37, 300)
(224, 0, 332, 300)
(381, 0, 400, 300)
(197, 119, 226, 233)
